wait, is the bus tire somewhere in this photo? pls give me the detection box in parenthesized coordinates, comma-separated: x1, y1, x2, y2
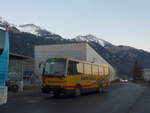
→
(74, 85, 81, 97)
(53, 92, 60, 97)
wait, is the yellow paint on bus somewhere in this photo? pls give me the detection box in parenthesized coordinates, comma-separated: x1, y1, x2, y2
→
(41, 57, 110, 96)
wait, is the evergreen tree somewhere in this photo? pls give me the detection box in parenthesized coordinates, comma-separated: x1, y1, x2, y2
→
(132, 61, 143, 81)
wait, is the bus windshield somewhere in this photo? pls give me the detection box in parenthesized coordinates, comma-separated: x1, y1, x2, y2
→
(0, 30, 5, 55)
(44, 59, 66, 77)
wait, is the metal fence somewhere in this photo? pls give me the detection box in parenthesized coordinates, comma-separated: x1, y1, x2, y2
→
(9, 58, 36, 86)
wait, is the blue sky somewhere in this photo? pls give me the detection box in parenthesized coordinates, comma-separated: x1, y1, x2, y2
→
(0, 0, 150, 52)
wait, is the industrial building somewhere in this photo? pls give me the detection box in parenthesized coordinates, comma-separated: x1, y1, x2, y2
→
(34, 43, 116, 81)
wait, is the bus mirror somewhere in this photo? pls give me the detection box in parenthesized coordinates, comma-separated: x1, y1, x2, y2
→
(0, 30, 4, 55)
(39, 62, 45, 70)
(0, 49, 3, 55)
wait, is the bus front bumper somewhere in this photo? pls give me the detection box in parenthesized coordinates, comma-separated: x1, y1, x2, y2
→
(41, 86, 74, 95)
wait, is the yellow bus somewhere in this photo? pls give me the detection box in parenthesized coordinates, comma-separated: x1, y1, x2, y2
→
(41, 57, 110, 96)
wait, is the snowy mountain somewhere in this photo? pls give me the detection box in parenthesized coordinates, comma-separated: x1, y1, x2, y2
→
(18, 24, 43, 36)
(0, 17, 8, 25)
(17, 24, 62, 39)
(0, 17, 16, 28)
(18, 24, 52, 37)
(0, 17, 62, 39)
(74, 34, 113, 47)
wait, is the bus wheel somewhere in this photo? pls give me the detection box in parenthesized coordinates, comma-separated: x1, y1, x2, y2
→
(74, 86, 81, 97)
(53, 92, 60, 97)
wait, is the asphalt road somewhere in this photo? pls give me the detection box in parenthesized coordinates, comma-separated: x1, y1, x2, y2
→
(0, 82, 149, 113)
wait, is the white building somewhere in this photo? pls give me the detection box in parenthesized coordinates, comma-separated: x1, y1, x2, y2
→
(34, 43, 116, 81)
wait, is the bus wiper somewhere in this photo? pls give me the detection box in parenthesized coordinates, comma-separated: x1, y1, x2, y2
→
(44, 74, 55, 77)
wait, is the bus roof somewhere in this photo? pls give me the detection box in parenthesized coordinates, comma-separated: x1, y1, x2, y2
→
(47, 57, 68, 60)
(47, 57, 108, 67)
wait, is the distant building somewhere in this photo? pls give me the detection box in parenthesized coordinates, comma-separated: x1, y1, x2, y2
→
(143, 68, 150, 82)
(34, 43, 117, 81)
(9, 53, 34, 86)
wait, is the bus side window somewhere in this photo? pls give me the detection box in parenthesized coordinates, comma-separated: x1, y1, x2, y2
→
(76, 62, 84, 75)
(84, 63, 92, 75)
(67, 61, 74, 75)
(99, 65, 104, 75)
(92, 65, 99, 75)
(104, 66, 109, 76)
(67, 61, 84, 75)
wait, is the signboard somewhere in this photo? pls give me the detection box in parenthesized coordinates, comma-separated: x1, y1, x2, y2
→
(23, 72, 33, 77)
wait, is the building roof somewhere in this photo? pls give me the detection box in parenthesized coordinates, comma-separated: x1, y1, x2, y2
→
(10, 53, 33, 60)
(35, 42, 87, 47)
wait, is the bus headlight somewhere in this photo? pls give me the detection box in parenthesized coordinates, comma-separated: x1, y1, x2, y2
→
(42, 79, 46, 84)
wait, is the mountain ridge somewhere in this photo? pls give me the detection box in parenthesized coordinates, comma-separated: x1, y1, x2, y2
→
(1, 17, 150, 77)
(74, 34, 113, 48)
